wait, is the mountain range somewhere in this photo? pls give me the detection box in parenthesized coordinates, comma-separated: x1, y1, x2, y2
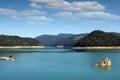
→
(35, 33, 76, 46)
(35, 32, 120, 47)
(35, 33, 88, 46)
(0, 30, 120, 47)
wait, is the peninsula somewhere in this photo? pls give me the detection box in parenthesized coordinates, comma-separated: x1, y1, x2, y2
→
(73, 30, 120, 50)
(0, 35, 43, 48)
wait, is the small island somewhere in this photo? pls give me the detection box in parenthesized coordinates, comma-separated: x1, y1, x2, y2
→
(73, 30, 120, 50)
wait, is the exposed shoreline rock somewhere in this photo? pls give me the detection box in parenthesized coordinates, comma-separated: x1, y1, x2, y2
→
(0, 55, 15, 61)
(0, 46, 44, 49)
(95, 57, 112, 67)
(73, 46, 120, 50)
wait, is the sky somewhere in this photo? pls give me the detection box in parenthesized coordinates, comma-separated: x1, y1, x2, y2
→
(0, 0, 120, 37)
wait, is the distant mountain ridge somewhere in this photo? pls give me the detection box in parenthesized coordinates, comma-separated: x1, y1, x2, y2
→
(53, 33, 88, 47)
(57, 33, 75, 38)
(111, 32, 120, 36)
(35, 33, 87, 46)
(35, 31, 120, 47)
(35, 33, 75, 46)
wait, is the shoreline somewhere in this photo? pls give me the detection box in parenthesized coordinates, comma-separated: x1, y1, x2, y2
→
(73, 46, 120, 50)
(0, 46, 44, 49)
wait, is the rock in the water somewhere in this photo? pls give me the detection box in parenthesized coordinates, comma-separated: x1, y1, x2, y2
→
(0, 55, 15, 61)
(95, 57, 112, 67)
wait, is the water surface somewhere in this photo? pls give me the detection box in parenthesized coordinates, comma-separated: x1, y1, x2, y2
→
(0, 48, 120, 80)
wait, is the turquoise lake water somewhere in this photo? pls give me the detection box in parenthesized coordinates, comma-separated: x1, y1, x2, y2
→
(0, 48, 120, 80)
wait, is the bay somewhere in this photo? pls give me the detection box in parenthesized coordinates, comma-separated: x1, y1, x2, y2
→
(0, 48, 120, 80)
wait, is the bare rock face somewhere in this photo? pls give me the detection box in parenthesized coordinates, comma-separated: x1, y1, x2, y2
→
(0, 55, 15, 61)
(95, 57, 112, 67)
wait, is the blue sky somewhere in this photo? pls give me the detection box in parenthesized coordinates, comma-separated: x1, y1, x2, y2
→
(0, 0, 120, 37)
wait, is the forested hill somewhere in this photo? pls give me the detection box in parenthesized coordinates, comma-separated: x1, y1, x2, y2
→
(0, 35, 42, 46)
(53, 33, 88, 46)
(75, 30, 120, 47)
(35, 34, 75, 46)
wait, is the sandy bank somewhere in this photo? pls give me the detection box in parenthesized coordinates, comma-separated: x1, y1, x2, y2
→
(73, 46, 120, 50)
(0, 46, 44, 49)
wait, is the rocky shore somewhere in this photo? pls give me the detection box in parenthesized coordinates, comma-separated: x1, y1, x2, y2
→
(0, 46, 44, 49)
(73, 46, 120, 50)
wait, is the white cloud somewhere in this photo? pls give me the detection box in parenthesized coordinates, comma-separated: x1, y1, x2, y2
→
(30, 0, 63, 4)
(64, 1, 105, 11)
(27, 21, 36, 24)
(0, 8, 54, 23)
(21, 9, 45, 16)
(30, 0, 105, 11)
(30, 3, 42, 9)
(11, 16, 20, 19)
(0, 8, 45, 16)
(0, 8, 17, 15)
(27, 16, 54, 22)
(55, 11, 120, 20)
(54, 11, 73, 18)
(30, 0, 120, 20)
(75, 11, 120, 20)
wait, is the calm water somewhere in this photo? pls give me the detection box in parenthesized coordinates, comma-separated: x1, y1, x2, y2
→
(0, 48, 120, 80)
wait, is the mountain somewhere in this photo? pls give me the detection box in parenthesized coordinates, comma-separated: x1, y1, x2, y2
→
(111, 32, 120, 36)
(35, 35, 61, 46)
(0, 35, 42, 46)
(75, 30, 120, 47)
(57, 33, 75, 38)
(53, 33, 88, 47)
(35, 34, 75, 46)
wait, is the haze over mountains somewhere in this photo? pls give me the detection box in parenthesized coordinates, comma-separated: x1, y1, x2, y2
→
(35, 33, 88, 47)
(35, 33, 76, 46)
(0, 30, 119, 47)
(35, 31, 120, 47)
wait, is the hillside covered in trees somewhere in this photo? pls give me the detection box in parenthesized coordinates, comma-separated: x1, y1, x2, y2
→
(35, 33, 75, 46)
(75, 30, 120, 47)
(0, 35, 42, 46)
(53, 33, 88, 47)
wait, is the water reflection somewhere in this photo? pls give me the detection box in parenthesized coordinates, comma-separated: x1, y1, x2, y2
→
(96, 65, 111, 71)
(76, 49, 120, 72)
(0, 48, 120, 80)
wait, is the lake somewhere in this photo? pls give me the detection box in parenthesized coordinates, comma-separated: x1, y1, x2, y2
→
(0, 48, 120, 80)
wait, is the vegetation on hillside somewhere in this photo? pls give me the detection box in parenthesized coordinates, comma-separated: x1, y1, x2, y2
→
(53, 34, 88, 46)
(0, 35, 42, 46)
(35, 34, 75, 46)
(75, 30, 120, 47)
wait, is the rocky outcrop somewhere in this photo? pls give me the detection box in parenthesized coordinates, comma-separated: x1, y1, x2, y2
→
(95, 57, 112, 67)
(0, 55, 15, 61)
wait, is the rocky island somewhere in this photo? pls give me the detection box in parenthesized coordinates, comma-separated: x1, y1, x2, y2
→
(95, 57, 112, 67)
